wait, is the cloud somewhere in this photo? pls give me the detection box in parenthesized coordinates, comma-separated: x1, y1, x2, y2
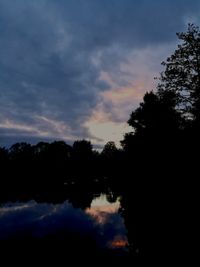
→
(0, 0, 200, 146)
(84, 45, 175, 145)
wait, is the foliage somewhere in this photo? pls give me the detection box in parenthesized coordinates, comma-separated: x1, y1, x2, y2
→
(157, 23, 200, 125)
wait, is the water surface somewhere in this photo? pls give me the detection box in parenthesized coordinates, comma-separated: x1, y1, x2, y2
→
(0, 194, 128, 253)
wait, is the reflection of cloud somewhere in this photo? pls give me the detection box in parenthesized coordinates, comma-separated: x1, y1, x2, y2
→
(0, 201, 94, 240)
(85, 194, 128, 249)
(86, 194, 120, 223)
(87, 205, 119, 214)
(96, 212, 128, 250)
(0, 200, 128, 252)
(108, 235, 129, 249)
(86, 205, 119, 224)
(86, 210, 109, 224)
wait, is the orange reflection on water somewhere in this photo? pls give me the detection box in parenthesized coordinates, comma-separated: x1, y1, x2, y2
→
(86, 208, 111, 224)
(86, 195, 129, 251)
(109, 236, 129, 249)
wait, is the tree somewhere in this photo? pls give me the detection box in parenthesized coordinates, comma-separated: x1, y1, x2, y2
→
(0, 147, 8, 162)
(126, 91, 182, 138)
(121, 24, 200, 262)
(157, 23, 200, 127)
(72, 140, 93, 160)
(9, 142, 34, 161)
(122, 24, 200, 151)
(48, 141, 72, 162)
(101, 141, 118, 159)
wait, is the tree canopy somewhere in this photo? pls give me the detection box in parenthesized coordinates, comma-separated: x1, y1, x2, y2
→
(157, 23, 200, 128)
(123, 23, 200, 150)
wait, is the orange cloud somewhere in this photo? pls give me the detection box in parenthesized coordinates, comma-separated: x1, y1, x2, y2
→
(85, 51, 159, 146)
(102, 82, 145, 105)
(84, 83, 140, 146)
(84, 118, 132, 146)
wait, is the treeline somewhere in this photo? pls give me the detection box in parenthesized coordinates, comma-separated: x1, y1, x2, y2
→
(0, 139, 124, 203)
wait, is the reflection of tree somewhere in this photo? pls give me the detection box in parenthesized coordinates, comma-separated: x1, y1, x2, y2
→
(68, 188, 94, 209)
(120, 193, 138, 255)
(106, 191, 118, 204)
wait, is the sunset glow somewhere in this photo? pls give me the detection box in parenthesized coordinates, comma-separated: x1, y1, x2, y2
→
(0, 1, 199, 147)
(0, 1, 198, 262)
(85, 119, 131, 147)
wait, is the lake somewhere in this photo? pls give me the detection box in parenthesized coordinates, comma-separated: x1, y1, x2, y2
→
(0, 193, 129, 258)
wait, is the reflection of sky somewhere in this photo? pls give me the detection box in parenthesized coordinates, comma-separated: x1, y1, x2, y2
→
(0, 197, 128, 251)
(86, 194, 120, 223)
(90, 194, 120, 211)
(86, 194, 128, 249)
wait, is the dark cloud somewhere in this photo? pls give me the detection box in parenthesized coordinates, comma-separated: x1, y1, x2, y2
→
(0, 0, 200, 145)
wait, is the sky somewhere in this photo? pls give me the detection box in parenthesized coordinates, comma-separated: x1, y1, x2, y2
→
(0, 0, 200, 148)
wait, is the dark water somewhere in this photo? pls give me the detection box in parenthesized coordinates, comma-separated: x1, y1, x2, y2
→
(0, 194, 129, 258)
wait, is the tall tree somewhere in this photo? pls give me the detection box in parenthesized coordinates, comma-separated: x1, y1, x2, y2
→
(157, 24, 200, 127)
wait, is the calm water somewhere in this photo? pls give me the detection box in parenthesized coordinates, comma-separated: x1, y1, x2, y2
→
(0, 194, 128, 253)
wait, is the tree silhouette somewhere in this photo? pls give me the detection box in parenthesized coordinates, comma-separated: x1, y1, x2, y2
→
(122, 89, 183, 155)
(122, 25, 200, 151)
(157, 23, 200, 130)
(9, 142, 34, 161)
(120, 24, 200, 263)
(0, 146, 8, 162)
(101, 141, 118, 159)
(128, 90, 182, 137)
(72, 140, 93, 160)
